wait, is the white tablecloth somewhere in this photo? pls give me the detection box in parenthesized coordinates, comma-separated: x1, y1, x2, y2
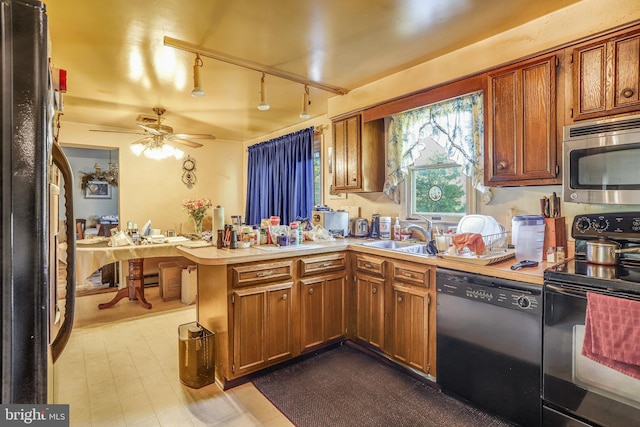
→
(75, 241, 187, 282)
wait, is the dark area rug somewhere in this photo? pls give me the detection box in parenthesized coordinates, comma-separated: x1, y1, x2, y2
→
(253, 344, 514, 427)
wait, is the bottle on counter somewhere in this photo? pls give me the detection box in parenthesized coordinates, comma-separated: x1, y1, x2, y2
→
(556, 247, 565, 263)
(289, 222, 299, 245)
(393, 217, 401, 240)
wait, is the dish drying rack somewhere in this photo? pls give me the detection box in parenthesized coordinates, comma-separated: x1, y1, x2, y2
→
(441, 231, 515, 265)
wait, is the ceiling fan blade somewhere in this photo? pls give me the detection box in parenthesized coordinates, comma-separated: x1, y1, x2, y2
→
(173, 133, 216, 140)
(90, 129, 146, 135)
(131, 136, 153, 145)
(137, 123, 163, 135)
(169, 137, 203, 148)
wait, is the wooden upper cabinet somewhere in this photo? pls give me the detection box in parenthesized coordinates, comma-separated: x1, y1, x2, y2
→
(573, 27, 640, 120)
(485, 53, 560, 186)
(332, 113, 385, 193)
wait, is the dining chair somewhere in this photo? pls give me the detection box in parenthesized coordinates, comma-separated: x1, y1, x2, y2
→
(76, 219, 86, 239)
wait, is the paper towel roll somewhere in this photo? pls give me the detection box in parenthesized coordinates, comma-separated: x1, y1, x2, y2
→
(213, 206, 225, 233)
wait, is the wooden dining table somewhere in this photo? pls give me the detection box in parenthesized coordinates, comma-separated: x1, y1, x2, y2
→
(75, 238, 192, 309)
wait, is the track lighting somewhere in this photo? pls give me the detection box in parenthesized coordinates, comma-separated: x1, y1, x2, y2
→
(191, 54, 204, 97)
(257, 72, 270, 111)
(300, 85, 311, 119)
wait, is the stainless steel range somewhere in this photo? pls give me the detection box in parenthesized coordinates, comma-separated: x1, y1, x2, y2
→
(543, 212, 640, 426)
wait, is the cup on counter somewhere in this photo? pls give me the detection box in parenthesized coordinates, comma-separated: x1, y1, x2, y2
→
(436, 234, 452, 252)
(174, 222, 182, 235)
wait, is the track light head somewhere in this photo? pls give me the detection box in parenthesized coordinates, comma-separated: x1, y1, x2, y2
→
(258, 72, 270, 111)
(191, 54, 205, 97)
(300, 85, 311, 119)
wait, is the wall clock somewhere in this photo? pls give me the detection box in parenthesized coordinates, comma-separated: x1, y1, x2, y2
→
(182, 155, 197, 188)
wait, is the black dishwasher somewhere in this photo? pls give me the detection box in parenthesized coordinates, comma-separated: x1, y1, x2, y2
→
(436, 268, 542, 427)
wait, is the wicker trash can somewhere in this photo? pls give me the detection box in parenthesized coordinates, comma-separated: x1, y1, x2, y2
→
(178, 322, 215, 388)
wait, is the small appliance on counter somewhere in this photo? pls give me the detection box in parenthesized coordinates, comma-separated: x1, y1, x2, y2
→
(349, 218, 369, 237)
(311, 210, 349, 237)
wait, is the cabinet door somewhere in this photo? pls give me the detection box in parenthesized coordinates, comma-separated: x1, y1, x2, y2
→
(355, 275, 385, 350)
(300, 280, 324, 351)
(612, 32, 640, 111)
(324, 275, 346, 341)
(333, 114, 361, 191)
(390, 283, 430, 372)
(233, 282, 292, 376)
(486, 54, 558, 186)
(573, 28, 640, 120)
(300, 274, 346, 352)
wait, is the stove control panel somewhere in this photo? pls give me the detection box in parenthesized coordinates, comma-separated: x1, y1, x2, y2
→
(572, 212, 640, 240)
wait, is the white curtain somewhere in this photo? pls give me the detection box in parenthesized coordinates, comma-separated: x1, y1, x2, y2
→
(384, 91, 486, 204)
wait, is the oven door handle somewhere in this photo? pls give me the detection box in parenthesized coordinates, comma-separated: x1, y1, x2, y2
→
(546, 282, 640, 302)
(545, 283, 588, 298)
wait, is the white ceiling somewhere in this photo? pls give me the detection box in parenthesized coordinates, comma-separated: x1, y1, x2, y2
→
(44, 0, 578, 143)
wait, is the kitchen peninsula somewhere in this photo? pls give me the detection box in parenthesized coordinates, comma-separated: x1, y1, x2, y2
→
(178, 239, 547, 390)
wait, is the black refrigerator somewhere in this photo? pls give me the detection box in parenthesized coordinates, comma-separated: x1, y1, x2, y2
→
(1, 0, 76, 404)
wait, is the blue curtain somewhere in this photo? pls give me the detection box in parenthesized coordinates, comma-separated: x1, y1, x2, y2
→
(245, 127, 315, 226)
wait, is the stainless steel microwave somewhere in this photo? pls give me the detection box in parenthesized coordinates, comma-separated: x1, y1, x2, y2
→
(563, 114, 640, 205)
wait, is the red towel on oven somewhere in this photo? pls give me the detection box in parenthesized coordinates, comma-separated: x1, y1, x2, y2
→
(451, 233, 486, 255)
(581, 291, 640, 380)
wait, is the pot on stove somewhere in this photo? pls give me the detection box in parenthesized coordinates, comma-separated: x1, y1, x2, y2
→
(586, 238, 640, 265)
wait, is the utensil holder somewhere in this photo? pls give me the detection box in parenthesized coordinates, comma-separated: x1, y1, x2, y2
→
(544, 217, 567, 253)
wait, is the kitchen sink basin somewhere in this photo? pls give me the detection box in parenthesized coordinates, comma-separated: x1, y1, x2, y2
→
(360, 240, 437, 256)
(360, 240, 418, 249)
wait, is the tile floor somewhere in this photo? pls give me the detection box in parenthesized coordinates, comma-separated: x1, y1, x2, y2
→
(55, 287, 294, 426)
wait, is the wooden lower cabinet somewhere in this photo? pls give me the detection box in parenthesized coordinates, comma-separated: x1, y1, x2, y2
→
(355, 274, 385, 350)
(300, 273, 346, 352)
(232, 281, 293, 377)
(389, 283, 430, 373)
(387, 260, 435, 375)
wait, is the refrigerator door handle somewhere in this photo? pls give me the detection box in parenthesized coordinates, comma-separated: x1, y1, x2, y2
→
(50, 142, 76, 363)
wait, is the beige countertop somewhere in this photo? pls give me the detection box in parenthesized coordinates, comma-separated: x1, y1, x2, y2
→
(178, 238, 551, 285)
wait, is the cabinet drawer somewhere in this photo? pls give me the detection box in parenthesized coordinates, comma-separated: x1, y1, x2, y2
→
(231, 260, 293, 287)
(355, 254, 385, 278)
(392, 262, 430, 288)
(299, 253, 347, 277)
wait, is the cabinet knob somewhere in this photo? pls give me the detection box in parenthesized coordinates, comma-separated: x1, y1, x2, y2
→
(364, 263, 373, 269)
(282, 293, 288, 300)
(308, 288, 314, 295)
(372, 287, 377, 294)
(398, 296, 403, 303)
(320, 262, 331, 268)
(351, 177, 357, 182)
(403, 272, 415, 278)
(622, 88, 635, 98)
(497, 161, 508, 170)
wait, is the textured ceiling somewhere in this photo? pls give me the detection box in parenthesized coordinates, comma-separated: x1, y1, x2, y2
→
(44, 0, 578, 142)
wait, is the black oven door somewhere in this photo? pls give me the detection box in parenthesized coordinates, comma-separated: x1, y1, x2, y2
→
(543, 282, 640, 426)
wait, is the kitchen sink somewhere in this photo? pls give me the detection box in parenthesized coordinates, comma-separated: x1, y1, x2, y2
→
(360, 240, 436, 256)
(360, 240, 418, 249)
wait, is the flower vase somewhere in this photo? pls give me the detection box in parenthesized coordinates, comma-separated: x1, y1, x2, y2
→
(193, 217, 203, 238)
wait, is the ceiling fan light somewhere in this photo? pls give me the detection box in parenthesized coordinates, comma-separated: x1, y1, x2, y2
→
(131, 142, 145, 156)
(257, 73, 270, 111)
(299, 85, 311, 119)
(191, 54, 205, 97)
(173, 148, 185, 160)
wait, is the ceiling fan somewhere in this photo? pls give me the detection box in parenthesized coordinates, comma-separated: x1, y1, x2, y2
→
(90, 107, 215, 159)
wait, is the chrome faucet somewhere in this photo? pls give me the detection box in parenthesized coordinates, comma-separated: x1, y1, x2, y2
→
(406, 222, 432, 242)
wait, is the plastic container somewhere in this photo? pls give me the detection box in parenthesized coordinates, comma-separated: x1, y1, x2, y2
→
(379, 216, 392, 239)
(178, 322, 215, 388)
(512, 215, 546, 261)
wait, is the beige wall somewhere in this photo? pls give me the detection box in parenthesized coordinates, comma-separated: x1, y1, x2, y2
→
(59, 122, 244, 234)
(244, 0, 640, 233)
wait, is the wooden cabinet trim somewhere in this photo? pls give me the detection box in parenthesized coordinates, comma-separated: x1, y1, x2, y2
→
(231, 259, 294, 287)
(299, 253, 347, 277)
(354, 254, 386, 277)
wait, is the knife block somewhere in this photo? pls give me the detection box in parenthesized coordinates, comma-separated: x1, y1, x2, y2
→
(544, 217, 567, 252)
